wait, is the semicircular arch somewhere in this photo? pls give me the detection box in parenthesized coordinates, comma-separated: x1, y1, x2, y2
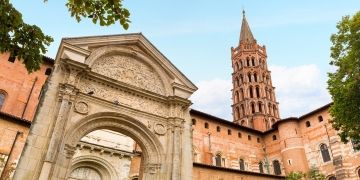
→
(70, 155, 119, 180)
(63, 112, 164, 173)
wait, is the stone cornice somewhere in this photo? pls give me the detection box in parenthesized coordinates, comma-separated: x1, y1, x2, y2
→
(77, 141, 137, 158)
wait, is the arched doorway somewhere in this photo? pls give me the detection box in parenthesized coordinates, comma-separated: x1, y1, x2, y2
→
(13, 34, 197, 180)
(60, 112, 164, 180)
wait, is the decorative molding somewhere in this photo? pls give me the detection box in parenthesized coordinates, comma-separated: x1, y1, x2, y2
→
(91, 54, 165, 95)
(154, 123, 167, 135)
(78, 79, 168, 117)
(74, 101, 89, 114)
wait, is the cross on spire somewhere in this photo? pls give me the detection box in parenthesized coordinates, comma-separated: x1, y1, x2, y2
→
(239, 10, 255, 44)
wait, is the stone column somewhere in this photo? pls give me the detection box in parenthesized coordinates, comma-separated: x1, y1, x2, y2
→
(39, 84, 77, 180)
(172, 119, 182, 180)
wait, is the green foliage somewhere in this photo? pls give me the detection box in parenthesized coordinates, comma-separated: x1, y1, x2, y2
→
(306, 167, 325, 180)
(1, 0, 130, 73)
(328, 11, 360, 146)
(0, 0, 53, 73)
(285, 171, 304, 180)
(65, 0, 130, 28)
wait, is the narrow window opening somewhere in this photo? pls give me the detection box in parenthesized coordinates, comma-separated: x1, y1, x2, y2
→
(205, 122, 209, 129)
(306, 121, 311, 127)
(45, 68, 52, 75)
(272, 135, 277, 141)
(192, 119, 196, 125)
(238, 132, 242, 138)
(217, 126, 221, 132)
(8, 56, 16, 63)
(228, 129, 232, 135)
(248, 135, 251, 141)
(318, 115, 323, 122)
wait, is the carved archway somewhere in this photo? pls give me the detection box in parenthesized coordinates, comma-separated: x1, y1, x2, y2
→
(56, 112, 164, 180)
(69, 155, 118, 180)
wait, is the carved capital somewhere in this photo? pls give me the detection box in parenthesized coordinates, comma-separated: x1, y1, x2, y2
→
(144, 163, 161, 174)
(59, 84, 78, 102)
(61, 58, 90, 86)
(64, 144, 76, 159)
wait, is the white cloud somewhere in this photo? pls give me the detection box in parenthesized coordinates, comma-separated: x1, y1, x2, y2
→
(190, 79, 232, 120)
(270, 64, 331, 118)
(190, 64, 332, 120)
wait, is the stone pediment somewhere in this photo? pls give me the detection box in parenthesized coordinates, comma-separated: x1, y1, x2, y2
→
(58, 33, 197, 99)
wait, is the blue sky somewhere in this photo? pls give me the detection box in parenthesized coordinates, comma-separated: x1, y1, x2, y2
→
(11, 0, 360, 119)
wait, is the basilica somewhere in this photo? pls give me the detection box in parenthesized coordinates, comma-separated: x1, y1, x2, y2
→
(0, 13, 359, 180)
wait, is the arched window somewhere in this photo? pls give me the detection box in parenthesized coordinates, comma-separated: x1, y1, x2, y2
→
(235, 77, 239, 87)
(235, 91, 239, 103)
(241, 104, 245, 116)
(273, 106, 277, 117)
(238, 132, 242, 138)
(306, 121, 311, 127)
(320, 144, 331, 162)
(273, 160, 281, 175)
(259, 162, 264, 173)
(0, 91, 6, 110)
(272, 135, 277, 140)
(249, 86, 253, 98)
(248, 73, 252, 82)
(251, 103, 255, 113)
(254, 73, 258, 82)
(265, 120, 270, 130)
(240, 74, 244, 83)
(318, 115, 323, 122)
(240, 61, 243, 69)
(268, 103, 272, 115)
(45, 68, 52, 75)
(251, 57, 255, 66)
(258, 102, 262, 113)
(235, 62, 239, 71)
(192, 119, 196, 125)
(328, 176, 336, 180)
(215, 154, 222, 167)
(247, 58, 250, 67)
(228, 129, 232, 135)
(217, 126, 221, 132)
(265, 87, 268, 98)
(256, 86, 260, 98)
(240, 89, 244, 100)
(205, 122, 209, 129)
(235, 107, 240, 119)
(239, 159, 245, 170)
(248, 135, 251, 141)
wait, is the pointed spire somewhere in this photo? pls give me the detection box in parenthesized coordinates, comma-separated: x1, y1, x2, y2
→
(239, 10, 255, 44)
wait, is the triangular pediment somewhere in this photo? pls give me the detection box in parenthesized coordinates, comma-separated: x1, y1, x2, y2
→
(57, 33, 197, 99)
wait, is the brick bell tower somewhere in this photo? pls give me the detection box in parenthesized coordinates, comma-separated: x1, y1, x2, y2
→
(231, 11, 280, 131)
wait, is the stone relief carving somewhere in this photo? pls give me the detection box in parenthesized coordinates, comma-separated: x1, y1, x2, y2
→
(154, 123, 167, 135)
(74, 101, 89, 114)
(91, 55, 165, 95)
(78, 79, 168, 117)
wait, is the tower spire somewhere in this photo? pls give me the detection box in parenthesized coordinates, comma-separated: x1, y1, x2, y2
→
(239, 10, 255, 44)
(231, 11, 279, 132)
